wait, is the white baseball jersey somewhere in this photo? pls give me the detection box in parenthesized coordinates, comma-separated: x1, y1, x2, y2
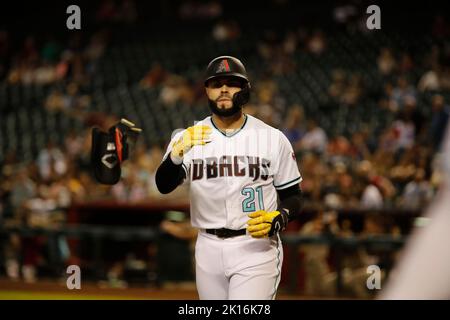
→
(163, 114, 302, 230)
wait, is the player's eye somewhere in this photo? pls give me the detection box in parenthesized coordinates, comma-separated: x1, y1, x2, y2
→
(227, 80, 243, 88)
(209, 80, 222, 88)
(208, 79, 243, 89)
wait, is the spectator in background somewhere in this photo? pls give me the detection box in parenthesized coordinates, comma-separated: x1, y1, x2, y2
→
(389, 148, 418, 190)
(349, 131, 372, 161)
(140, 63, 168, 89)
(133, 142, 154, 173)
(360, 179, 384, 209)
(255, 103, 280, 128)
(212, 20, 241, 42)
(320, 167, 352, 207)
(321, 167, 340, 203)
(78, 171, 108, 200)
(297, 119, 328, 154)
(378, 126, 399, 153)
(296, 153, 323, 207)
(418, 62, 444, 92)
(10, 167, 37, 220)
(328, 69, 347, 102)
(335, 163, 360, 208)
(270, 49, 296, 76)
(44, 89, 65, 112)
(307, 30, 326, 55)
(327, 136, 353, 164)
(390, 111, 416, 152)
(34, 62, 56, 85)
(111, 166, 147, 202)
(282, 104, 306, 145)
(377, 48, 397, 76)
(341, 73, 364, 107)
(159, 75, 185, 107)
(63, 165, 87, 202)
(333, 3, 358, 26)
(36, 141, 68, 182)
(283, 31, 298, 55)
(391, 76, 416, 112)
(399, 168, 434, 209)
(64, 130, 84, 160)
(54, 51, 71, 81)
(84, 30, 109, 67)
(398, 52, 414, 75)
(357, 160, 396, 209)
(134, 144, 164, 197)
(402, 96, 425, 140)
(429, 94, 450, 150)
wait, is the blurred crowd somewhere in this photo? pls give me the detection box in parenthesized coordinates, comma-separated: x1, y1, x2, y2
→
(0, 1, 449, 295)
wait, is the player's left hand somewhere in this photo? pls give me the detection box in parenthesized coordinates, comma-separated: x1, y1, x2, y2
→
(247, 209, 289, 238)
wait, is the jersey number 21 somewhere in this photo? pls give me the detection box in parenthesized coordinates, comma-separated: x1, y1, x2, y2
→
(241, 186, 264, 212)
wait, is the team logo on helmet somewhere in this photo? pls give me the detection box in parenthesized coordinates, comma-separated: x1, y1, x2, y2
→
(215, 59, 230, 73)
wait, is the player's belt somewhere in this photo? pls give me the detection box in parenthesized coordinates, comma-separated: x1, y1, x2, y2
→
(206, 228, 246, 239)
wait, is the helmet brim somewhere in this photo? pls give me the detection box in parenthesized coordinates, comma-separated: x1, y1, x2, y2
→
(204, 73, 249, 86)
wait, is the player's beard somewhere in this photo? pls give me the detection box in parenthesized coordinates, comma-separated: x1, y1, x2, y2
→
(208, 98, 242, 117)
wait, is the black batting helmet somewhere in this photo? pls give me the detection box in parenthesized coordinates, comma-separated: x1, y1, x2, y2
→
(204, 56, 249, 86)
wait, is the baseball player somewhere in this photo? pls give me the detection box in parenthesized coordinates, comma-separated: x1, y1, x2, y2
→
(155, 56, 304, 300)
(379, 120, 450, 299)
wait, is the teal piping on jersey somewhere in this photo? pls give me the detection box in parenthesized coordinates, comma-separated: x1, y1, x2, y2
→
(210, 114, 248, 137)
(274, 176, 302, 190)
(271, 234, 282, 300)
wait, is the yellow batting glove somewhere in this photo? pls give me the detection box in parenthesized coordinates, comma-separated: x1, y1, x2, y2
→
(247, 209, 289, 238)
(170, 125, 212, 164)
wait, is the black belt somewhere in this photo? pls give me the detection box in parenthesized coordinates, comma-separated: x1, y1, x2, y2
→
(206, 228, 246, 239)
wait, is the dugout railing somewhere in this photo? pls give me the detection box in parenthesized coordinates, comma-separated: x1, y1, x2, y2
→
(0, 222, 408, 295)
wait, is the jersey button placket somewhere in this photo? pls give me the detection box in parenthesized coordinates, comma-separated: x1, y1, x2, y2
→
(224, 135, 235, 229)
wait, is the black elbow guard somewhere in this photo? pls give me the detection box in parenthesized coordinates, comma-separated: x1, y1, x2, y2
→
(91, 119, 142, 185)
(91, 127, 122, 185)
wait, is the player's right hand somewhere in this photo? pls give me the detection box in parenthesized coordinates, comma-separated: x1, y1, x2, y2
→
(170, 125, 212, 163)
